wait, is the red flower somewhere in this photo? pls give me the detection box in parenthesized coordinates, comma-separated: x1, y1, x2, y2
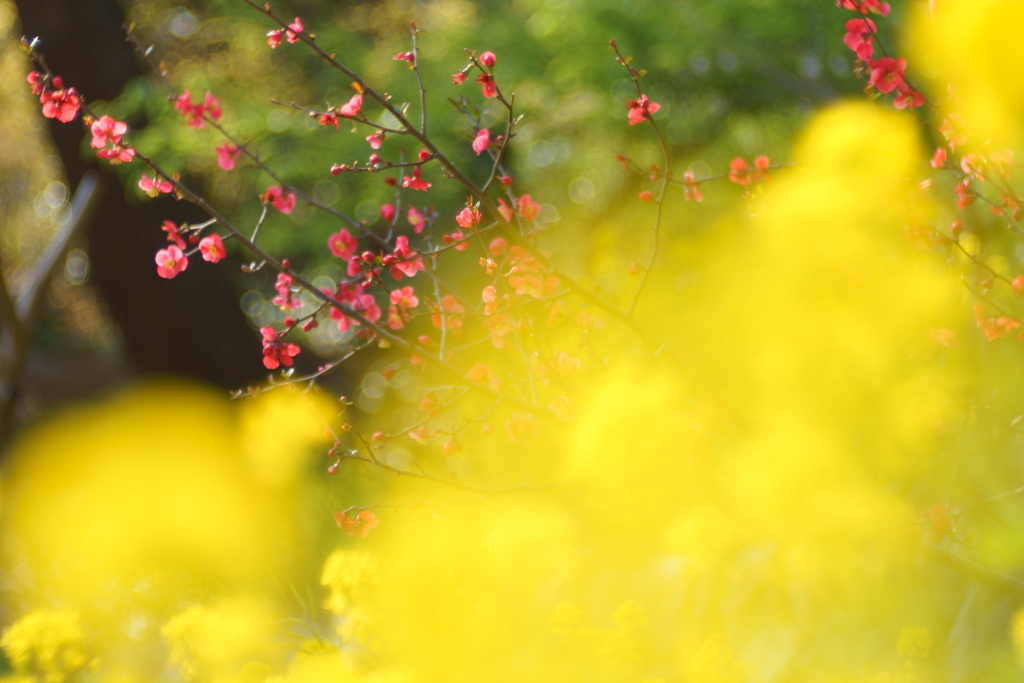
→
(477, 73, 497, 98)
(431, 294, 465, 331)
(319, 112, 339, 128)
(199, 234, 227, 263)
(626, 94, 660, 126)
(867, 57, 906, 94)
(638, 191, 654, 203)
(216, 143, 242, 171)
(366, 131, 385, 149)
(339, 94, 363, 118)
(174, 89, 206, 129)
(267, 30, 284, 48)
(390, 286, 419, 310)
(285, 17, 304, 43)
(391, 235, 424, 280)
(328, 228, 357, 260)
(205, 91, 222, 120)
(260, 325, 301, 369)
(517, 195, 541, 221)
(381, 204, 396, 222)
(843, 18, 876, 60)
(26, 71, 44, 96)
(893, 83, 925, 110)
(161, 220, 186, 249)
(97, 146, 135, 165)
(333, 510, 379, 538)
(394, 51, 415, 67)
(264, 186, 296, 214)
(452, 72, 467, 85)
(728, 157, 751, 187)
(89, 115, 127, 149)
(39, 88, 81, 123)
(472, 128, 491, 155)
(837, 0, 890, 16)
(456, 206, 481, 228)
(930, 147, 947, 169)
(402, 167, 431, 191)
(155, 245, 188, 279)
(272, 272, 303, 310)
(139, 174, 173, 197)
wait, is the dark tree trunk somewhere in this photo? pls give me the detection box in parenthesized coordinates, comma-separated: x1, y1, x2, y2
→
(14, 0, 260, 389)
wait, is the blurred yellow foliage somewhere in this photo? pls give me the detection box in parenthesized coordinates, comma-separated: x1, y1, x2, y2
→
(0, 99, 999, 682)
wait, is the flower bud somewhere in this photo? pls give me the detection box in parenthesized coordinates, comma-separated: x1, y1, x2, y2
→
(372, 431, 386, 442)
(331, 164, 343, 176)
(479, 52, 496, 68)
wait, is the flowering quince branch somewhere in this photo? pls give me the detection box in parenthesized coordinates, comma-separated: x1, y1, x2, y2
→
(608, 40, 672, 317)
(241, 0, 666, 357)
(124, 29, 375, 243)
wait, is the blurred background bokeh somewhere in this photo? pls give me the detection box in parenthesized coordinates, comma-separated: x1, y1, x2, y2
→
(5, 0, 1024, 681)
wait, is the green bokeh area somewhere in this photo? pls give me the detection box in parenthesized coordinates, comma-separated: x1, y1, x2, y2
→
(107, 0, 872, 267)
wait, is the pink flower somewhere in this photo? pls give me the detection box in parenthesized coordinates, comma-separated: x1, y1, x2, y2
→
(39, 88, 81, 123)
(155, 245, 188, 279)
(366, 131, 385, 149)
(264, 186, 296, 214)
(339, 95, 363, 118)
(930, 147, 947, 169)
(456, 206, 481, 228)
(380, 204, 396, 222)
(626, 95, 660, 126)
(479, 51, 496, 68)
(390, 235, 424, 280)
(408, 206, 425, 233)
(97, 146, 135, 164)
(403, 167, 431, 191)
(139, 174, 173, 197)
(174, 89, 206, 129)
(205, 92, 222, 120)
(390, 286, 419, 310)
(260, 325, 301, 369)
(216, 143, 242, 170)
(472, 128, 491, 155)
(843, 18, 876, 60)
(272, 272, 303, 310)
(477, 73, 497, 98)
(199, 233, 226, 262)
(319, 112, 339, 128)
(394, 51, 415, 67)
(267, 30, 284, 48)
(286, 17, 304, 43)
(453, 72, 467, 85)
(516, 195, 541, 221)
(328, 228, 357, 260)
(90, 115, 127, 149)
(867, 57, 906, 94)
